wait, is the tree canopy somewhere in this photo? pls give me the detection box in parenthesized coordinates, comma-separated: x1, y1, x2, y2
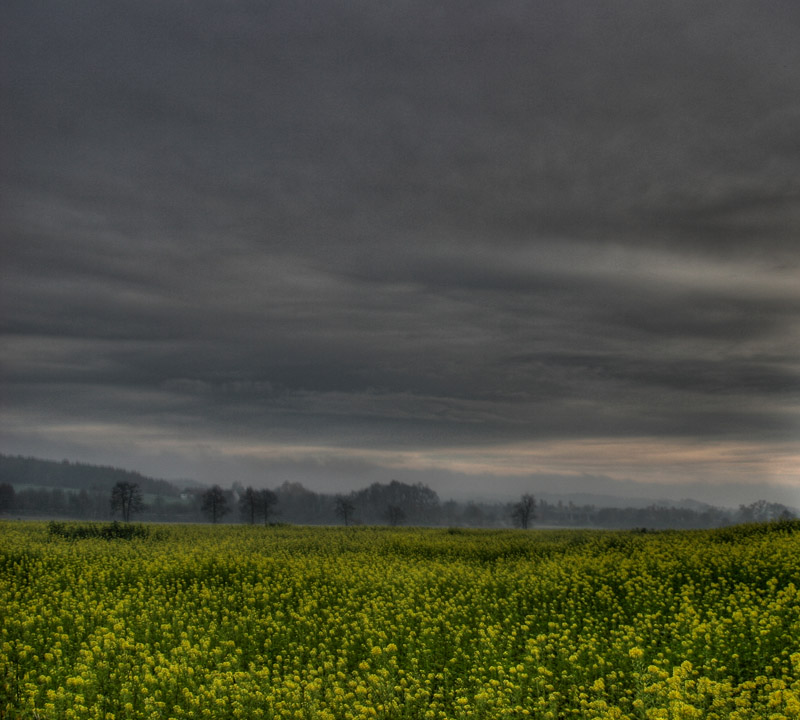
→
(110, 481, 144, 522)
(201, 485, 229, 523)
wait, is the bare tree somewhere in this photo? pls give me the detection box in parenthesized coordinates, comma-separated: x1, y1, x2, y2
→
(239, 487, 259, 524)
(258, 488, 278, 525)
(201, 485, 229, 524)
(511, 493, 536, 530)
(240, 487, 278, 525)
(334, 495, 356, 526)
(110, 481, 144, 522)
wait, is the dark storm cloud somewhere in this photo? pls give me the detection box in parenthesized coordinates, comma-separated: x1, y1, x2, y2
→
(2, 0, 799, 495)
(6, 0, 799, 252)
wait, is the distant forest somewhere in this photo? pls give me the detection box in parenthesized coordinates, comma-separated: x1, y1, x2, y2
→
(0, 454, 796, 529)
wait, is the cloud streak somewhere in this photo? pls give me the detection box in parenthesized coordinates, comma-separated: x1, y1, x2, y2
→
(2, 0, 799, 503)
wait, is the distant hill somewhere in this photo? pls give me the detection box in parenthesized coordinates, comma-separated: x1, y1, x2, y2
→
(0, 454, 179, 496)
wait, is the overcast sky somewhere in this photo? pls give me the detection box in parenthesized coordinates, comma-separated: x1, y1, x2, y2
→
(2, 0, 799, 505)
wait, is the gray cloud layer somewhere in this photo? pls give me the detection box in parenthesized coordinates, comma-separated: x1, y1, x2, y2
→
(2, 0, 799, 498)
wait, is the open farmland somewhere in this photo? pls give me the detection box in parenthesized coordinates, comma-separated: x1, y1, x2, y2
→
(1, 522, 799, 719)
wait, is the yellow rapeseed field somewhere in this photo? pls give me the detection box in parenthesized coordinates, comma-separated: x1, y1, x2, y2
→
(1, 521, 799, 719)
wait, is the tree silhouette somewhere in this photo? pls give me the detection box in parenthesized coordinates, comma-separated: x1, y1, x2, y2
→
(334, 495, 356, 526)
(0, 483, 15, 515)
(239, 487, 278, 525)
(348, 480, 440, 525)
(201, 485, 229, 523)
(257, 488, 278, 525)
(239, 487, 259, 524)
(110, 481, 143, 522)
(511, 493, 536, 529)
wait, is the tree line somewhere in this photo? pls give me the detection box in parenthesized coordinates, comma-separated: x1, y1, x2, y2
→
(1, 475, 795, 530)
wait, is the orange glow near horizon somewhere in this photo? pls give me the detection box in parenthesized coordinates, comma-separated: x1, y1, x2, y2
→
(12, 418, 800, 493)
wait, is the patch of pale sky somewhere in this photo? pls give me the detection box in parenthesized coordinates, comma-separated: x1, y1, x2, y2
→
(7, 411, 797, 489)
(512, 240, 800, 299)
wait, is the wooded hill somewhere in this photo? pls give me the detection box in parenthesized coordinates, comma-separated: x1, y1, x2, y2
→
(0, 454, 178, 497)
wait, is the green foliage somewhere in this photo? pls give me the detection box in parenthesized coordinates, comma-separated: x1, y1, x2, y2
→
(711, 518, 800, 543)
(46, 520, 151, 540)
